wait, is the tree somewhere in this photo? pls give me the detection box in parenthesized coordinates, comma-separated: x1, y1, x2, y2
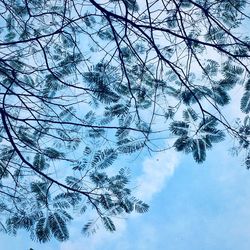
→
(0, 0, 249, 242)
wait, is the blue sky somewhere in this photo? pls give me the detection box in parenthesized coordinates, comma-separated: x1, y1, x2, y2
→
(1, 2, 250, 250)
(1, 139, 250, 250)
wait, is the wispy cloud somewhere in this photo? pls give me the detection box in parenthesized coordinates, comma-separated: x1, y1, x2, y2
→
(60, 143, 179, 250)
(135, 147, 179, 201)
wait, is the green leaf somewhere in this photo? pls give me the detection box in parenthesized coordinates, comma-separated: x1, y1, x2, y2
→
(192, 139, 206, 163)
(7, 213, 35, 232)
(120, 199, 134, 213)
(54, 192, 81, 206)
(83, 14, 96, 27)
(83, 146, 92, 155)
(101, 217, 116, 232)
(82, 220, 97, 236)
(118, 140, 145, 154)
(181, 86, 211, 105)
(245, 79, 250, 91)
(88, 128, 105, 138)
(19, 129, 36, 147)
(173, 136, 193, 153)
(90, 172, 108, 186)
(241, 91, 250, 113)
(218, 77, 237, 90)
(183, 108, 198, 121)
(202, 127, 225, 143)
(104, 104, 129, 117)
(98, 29, 114, 40)
(48, 212, 69, 241)
(35, 217, 51, 243)
(53, 200, 70, 210)
(134, 199, 149, 213)
(65, 176, 82, 189)
(33, 154, 48, 170)
(245, 153, 250, 169)
(100, 194, 113, 210)
(0, 161, 9, 179)
(92, 149, 118, 169)
(5, 32, 16, 41)
(210, 87, 230, 106)
(170, 121, 189, 136)
(44, 148, 65, 159)
(31, 181, 50, 205)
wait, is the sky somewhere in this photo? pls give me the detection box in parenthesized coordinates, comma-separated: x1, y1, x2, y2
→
(1, 139, 250, 250)
(1, 2, 250, 250)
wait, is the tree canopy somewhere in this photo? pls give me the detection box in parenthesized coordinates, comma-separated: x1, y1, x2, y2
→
(0, 0, 250, 242)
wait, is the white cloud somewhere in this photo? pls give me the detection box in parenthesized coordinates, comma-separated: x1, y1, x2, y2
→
(135, 146, 179, 201)
(60, 143, 179, 250)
